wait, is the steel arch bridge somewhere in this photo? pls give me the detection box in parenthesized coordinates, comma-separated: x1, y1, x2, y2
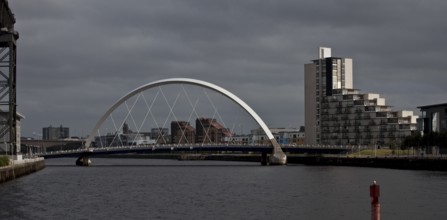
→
(81, 78, 286, 165)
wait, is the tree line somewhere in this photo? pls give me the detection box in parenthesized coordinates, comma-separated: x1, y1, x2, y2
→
(402, 132, 447, 152)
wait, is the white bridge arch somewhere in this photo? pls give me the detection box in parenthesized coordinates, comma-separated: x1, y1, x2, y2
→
(84, 78, 286, 165)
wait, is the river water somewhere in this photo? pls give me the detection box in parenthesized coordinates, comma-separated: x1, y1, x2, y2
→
(1, 158, 447, 220)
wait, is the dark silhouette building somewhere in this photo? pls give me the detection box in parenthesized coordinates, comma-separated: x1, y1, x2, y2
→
(42, 125, 69, 140)
(151, 127, 169, 144)
(195, 118, 232, 144)
(418, 103, 447, 134)
(171, 121, 195, 144)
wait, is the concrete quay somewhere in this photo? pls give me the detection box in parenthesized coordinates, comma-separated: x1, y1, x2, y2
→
(287, 155, 447, 171)
(0, 158, 45, 184)
(101, 153, 447, 171)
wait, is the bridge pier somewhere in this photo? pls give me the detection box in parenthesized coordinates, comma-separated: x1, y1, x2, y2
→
(261, 152, 268, 165)
(269, 152, 287, 165)
(268, 140, 287, 165)
(76, 153, 91, 166)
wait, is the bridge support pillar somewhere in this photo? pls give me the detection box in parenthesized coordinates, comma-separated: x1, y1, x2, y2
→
(261, 152, 268, 166)
(268, 139, 287, 165)
(76, 153, 91, 166)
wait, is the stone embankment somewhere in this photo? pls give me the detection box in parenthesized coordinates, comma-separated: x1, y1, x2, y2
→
(0, 158, 45, 183)
(183, 154, 447, 171)
(99, 153, 447, 171)
(287, 156, 447, 171)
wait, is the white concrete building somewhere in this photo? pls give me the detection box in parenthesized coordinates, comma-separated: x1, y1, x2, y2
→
(305, 47, 418, 147)
(250, 127, 305, 145)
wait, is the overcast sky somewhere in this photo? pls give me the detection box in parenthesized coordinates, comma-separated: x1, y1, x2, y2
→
(9, 0, 447, 137)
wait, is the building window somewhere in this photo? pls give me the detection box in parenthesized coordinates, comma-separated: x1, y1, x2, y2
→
(432, 112, 439, 132)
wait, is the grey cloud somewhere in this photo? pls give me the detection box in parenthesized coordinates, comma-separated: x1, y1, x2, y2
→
(8, 0, 447, 136)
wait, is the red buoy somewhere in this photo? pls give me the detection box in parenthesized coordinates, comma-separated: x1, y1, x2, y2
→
(370, 180, 380, 220)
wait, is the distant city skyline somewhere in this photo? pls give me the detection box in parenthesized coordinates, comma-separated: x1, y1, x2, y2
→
(8, 0, 447, 137)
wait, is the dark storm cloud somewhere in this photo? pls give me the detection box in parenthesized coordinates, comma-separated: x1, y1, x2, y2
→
(8, 0, 447, 136)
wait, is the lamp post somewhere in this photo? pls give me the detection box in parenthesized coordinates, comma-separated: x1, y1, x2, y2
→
(374, 139, 377, 157)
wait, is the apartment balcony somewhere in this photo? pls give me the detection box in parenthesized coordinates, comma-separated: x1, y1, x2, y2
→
(376, 112, 387, 118)
(377, 106, 391, 111)
(342, 122, 351, 127)
(345, 103, 354, 108)
(367, 101, 377, 106)
(365, 106, 377, 112)
(398, 118, 411, 124)
(388, 118, 398, 124)
(399, 124, 411, 130)
(343, 95, 353, 100)
(321, 122, 330, 127)
(354, 100, 365, 106)
(388, 112, 398, 118)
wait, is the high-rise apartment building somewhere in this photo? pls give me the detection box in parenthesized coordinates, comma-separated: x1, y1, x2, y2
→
(305, 47, 417, 146)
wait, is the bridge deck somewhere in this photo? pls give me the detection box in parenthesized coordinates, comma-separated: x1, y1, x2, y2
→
(36, 144, 352, 159)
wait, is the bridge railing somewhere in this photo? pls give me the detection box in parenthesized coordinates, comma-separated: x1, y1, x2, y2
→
(32, 143, 359, 158)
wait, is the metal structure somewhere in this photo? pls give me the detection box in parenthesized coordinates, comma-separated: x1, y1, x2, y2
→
(35, 144, 351, 159)
(0, 0, 19, 155)
(83, 78, 287, 165)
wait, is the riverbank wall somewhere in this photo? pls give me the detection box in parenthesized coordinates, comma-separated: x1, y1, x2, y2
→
(0, 158, 46, 184)
(98, 153, 447, 171)
(287, 156, 447, 171)
(202, 154, 447, 171)
(191, 154, 447, 171)
(100, 153, 261, 162)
